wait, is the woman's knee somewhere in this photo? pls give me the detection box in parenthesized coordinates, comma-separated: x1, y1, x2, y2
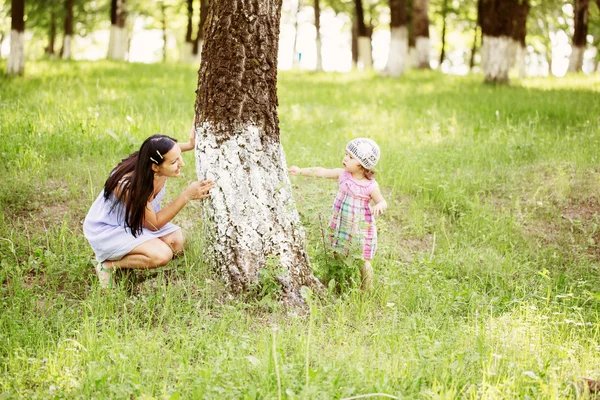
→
(162, 231, 184, 254)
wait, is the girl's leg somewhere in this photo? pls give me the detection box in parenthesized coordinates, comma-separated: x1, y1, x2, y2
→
(360, 260, 373, 291)
(96, 239, 174, 286)
(160, 229, 184, 256)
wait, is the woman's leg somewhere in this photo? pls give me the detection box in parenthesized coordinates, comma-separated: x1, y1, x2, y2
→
(160, 229, 184, 256)
(360, 260, 373, 291)
(96, 239, 175, 286)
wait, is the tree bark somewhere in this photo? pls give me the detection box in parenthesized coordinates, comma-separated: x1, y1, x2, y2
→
(193, 0, 320, 305)
(192, 0, 208, 58)
(7, 0, 25, 76)
(479, 0, 524, 83)
(568, 0, 589, 72)
(108, 0, 127, 60)
(354, 0, 372, 69)
(412, 0, 430, 68)
(385, 0, 408, 76)
(439, 0, 448, 67)
(62, 0, 74, 59)
(510, 0, 529, 78)
(314, 0, 322, 71)
(46, 11, 57, 56)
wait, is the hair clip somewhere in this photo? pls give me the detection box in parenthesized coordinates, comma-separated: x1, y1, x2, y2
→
(156, 150, 163, 159)
(150, 157, 158, 164)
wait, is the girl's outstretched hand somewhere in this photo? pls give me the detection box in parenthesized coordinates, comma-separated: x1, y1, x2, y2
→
(288, 165, 301, 175)
(372, 201, 387, 217)
(185, 180, 214, 201)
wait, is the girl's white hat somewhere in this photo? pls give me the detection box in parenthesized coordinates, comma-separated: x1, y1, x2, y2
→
(346, 138, 380, 169)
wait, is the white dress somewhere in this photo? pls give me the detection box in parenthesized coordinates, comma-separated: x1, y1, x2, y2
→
(83, 184, 180, 263)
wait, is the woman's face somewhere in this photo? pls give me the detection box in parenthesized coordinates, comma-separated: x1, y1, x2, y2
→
(154, 145, 184, 178)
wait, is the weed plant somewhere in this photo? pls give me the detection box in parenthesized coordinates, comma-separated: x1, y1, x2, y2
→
(1, 60, 600, 398)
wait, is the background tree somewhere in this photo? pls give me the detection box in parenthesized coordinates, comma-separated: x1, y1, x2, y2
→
(7, 0, 25, 76)
(314, 0, 323, 70)
(354, 0, 372, 68)
(479, 0, 525, 83)
(107, 0, 127, 60)
(568, 0, 590, 71)
(385, 0, 408, 76)
(194, 0, 320, 303)
(62, 0, 73, 59)
(183, 0, 194, 60)
(510, 0, 530, 77)
(413, 0, 430, 68)
(192, 0, 208, 58)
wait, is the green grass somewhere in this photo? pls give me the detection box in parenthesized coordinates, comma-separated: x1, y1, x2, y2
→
(1, 60, 600, 398)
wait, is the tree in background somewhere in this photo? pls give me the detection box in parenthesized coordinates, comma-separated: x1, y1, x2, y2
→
(479, 0, 527, 83)
(413, 0, 430, 68)
(107, 0, 127, 60)
(194, 1, 320, 303)
(354, 0, 372, 69)
(314, 0, 323, 70)
(7, 0, 25, 76)
(62, 0, 74, 59)
(510, 0, 530, 77)
(568, 0, 590, 71)
(385, 0, 408, 76)
(183, 0, 194, 60)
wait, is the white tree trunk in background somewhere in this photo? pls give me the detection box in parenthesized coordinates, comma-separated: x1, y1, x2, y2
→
(385, 26, 408, 77)
(568, 46, 585, 72)
(7, 30, 25, 75)
(107, 25, 127, 60)
(195, 123, 314, 302)
(357, 36, 372, 70)
(516, 44, 526, 78)
(315, 36, 323, 71)
(182, 42, 196, 63)
(62, 35, 72, 59)
(415, 36, 430, 68)
(481, 35, 512, 83)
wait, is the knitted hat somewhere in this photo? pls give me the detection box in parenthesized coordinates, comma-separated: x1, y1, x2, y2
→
(346, 138, 380, 169)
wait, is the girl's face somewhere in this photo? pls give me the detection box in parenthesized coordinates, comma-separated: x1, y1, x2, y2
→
(153, 145, 184, 178)
(342, 151, 362, 173)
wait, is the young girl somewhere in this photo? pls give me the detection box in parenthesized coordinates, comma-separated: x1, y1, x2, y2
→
(84, 130, 214, 288)
(288, 138, 387, 290)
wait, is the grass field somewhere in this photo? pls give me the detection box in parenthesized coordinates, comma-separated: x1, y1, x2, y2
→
(1, 60, 600, 398)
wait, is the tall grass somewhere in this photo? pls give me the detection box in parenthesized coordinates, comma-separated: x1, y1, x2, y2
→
(1, 60, 600, 398)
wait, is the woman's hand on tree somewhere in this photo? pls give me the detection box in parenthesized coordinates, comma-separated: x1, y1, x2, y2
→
(185, 180, 214, 201)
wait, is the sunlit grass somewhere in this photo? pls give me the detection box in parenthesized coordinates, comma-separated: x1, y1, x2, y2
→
(1, 60, 600, 398)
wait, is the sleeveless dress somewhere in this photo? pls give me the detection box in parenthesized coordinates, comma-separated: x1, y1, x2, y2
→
(329, 170, 378, 260)
(83, 184, 180, 263)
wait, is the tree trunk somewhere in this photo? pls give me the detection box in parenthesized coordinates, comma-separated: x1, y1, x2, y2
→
(192, 0, 208, 60)
(292, 0, 301, 68)
(354, 0, 372, 69)
(161, 1, 167, 62)
(479, 0, 523, 83)
(385, 0, 408, 76)
(568, 0, 589, 72)
(314, 0, 322, 71)
(413, 0, 430, 68)
(469, 23, 478, 71)
(108, 0, 127, 60)
(439, 0, 448, 67)
(46, 11, 57, 56)
(7, 0, 25, 76)
(193, 0, 320, 305)
(183, 0, 194, 61)
(511, 0, 530, 78)
(0, 31, 4, 58)
(62, 0, 74, 59)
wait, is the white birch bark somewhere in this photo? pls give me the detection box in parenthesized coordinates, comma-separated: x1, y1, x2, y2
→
(568, 46, 585, 72)
(62, 35, 72, 59)
(415, 36, 430, 68)
(481, 34, 512, 83)
(384, 26, 408, 77)
(357, 36, 372, 70)
(107, 25, 127, 60)
(315, 36, 323, 71)
(7, 30, 25, 76)
(195, 122, 315, 302)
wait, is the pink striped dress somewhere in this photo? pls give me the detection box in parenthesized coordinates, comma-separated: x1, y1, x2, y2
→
(329, 171, 378, 260)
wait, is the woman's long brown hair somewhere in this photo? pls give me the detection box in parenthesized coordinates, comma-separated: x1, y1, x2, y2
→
(103, 135, 177, 237)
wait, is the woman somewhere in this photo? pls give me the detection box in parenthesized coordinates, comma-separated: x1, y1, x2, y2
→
(84, 131, 214, 288)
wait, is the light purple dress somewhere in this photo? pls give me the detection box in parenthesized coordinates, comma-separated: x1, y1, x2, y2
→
(83, 184, 180, 263)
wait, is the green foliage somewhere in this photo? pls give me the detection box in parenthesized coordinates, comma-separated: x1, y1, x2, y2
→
(1, 61, 600, 398)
